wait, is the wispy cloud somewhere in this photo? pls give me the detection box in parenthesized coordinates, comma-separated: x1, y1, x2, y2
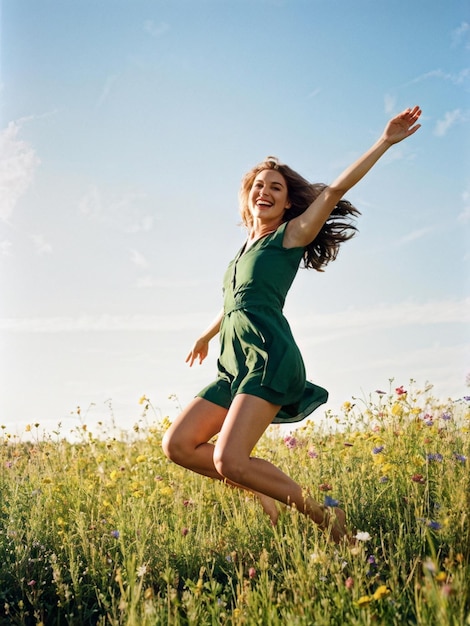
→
(397, 226, 434, 245)
(458, 188, 470, 223)
(130, 249, 149, 269)
(2, 298, 467, 334)
(0, 120, 40, 221)
(434, 109, 465, 137)
(30, 233, 53, 255)
(404, 68, 470, 87)
(292, 298, 469, 343)
(96, 74, 119, 109)
(0, 240, 12, 256)
(307, 88, 322, 99)
(384, 94, 396, 116)
(0, 312, 208, 333)
(78, 185, 154, 233)
(143, 19, 170, 38)
(451, 21, 470, 49)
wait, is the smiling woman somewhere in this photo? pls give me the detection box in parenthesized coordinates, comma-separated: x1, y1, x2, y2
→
(162, 107, 422, 544)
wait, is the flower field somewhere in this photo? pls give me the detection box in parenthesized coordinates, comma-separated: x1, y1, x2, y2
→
(1, 382, 469, 625)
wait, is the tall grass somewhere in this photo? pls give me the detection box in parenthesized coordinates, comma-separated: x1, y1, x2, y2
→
(1, 381, 469, 625)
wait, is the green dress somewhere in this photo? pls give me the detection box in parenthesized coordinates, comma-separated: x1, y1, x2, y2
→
(197, 221, 328, 423)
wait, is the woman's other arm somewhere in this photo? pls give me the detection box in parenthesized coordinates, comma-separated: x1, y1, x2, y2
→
(186, 308, 224, 366)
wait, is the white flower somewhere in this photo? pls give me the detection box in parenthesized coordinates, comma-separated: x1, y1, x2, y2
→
(354, 531, 372, 542)
(137, 564, 148, 578)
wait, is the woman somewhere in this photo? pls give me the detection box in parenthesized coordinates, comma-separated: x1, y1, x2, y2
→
(162, 106, 422, 543)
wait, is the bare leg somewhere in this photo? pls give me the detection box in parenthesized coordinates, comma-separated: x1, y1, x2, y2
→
(213, 394, 349, 543)
(162, 397, 280, 524)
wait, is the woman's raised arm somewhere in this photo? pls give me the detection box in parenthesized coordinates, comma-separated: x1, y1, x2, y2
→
(284, 106, 422, 248)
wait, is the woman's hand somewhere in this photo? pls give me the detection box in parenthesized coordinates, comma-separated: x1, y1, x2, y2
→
(382, 106, 422, 145)
(186, 338, 209, 367)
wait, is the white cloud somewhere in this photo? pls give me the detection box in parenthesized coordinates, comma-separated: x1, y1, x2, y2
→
(0, 240, 12, 256)
(458, 189, 470, 222)
(405, 68, 470, 87)
(78, 186, 153, 232)
(143, 19, 170, 38)
(0, 120, 41, 221)
(451, 22, 470, 49)
(1, 298, 467, 334)
(434, 109, 465, 137)
(96, 74, 119, 109)
(384, 93, 396, 115)
(397, 226, 434, 245)
(30, 233, 53, 255)
(130, 249, 149, 268)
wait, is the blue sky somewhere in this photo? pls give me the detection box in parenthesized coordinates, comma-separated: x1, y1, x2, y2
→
(1, 0, 469, 436)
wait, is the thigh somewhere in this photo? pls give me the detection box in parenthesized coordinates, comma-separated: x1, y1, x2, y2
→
(215, 394, 280, 459)
(164, 397, 228, 447)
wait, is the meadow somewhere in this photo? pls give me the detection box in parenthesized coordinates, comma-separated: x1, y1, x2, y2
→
(1, 381, 469, 626)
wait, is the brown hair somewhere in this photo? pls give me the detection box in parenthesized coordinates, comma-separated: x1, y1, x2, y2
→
(238, 157, 360, 271)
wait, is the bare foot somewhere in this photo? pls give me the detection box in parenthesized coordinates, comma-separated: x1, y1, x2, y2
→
(256, 492, 280, 525)
(320, 507, 351, 544)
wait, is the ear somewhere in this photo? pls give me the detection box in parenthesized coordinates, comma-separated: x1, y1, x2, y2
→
(285, 200, 292, 210)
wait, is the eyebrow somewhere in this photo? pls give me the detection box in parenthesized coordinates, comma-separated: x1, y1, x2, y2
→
(254, 177, 286, 188)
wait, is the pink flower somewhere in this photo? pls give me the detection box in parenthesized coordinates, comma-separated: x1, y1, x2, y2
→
(248, 567, 256, 579)
(345, 577, 354, 589)
(181, 527, 189, 536)
(395, 386, 407, 395)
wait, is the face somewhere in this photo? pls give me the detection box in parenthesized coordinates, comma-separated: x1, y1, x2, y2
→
(248, 169, 291, 223)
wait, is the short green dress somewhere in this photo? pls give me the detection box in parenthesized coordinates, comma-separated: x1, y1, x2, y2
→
(197, 221, 328, 423)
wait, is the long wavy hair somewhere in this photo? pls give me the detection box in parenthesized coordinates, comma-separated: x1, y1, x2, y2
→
(238, 157, 361, 271)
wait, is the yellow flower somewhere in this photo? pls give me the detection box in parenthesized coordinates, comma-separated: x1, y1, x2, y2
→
(436, 572, 447, 583)
(138, 395, 148, 405)
(135, 455, 147, 464)
(159, 485, 174, 497)
(25, 424, 31, 432)
(372, 585, 390, 600)
(391, 403, 403, 416)
(356, 595, 371, 607)
(109, 470, 119, 481)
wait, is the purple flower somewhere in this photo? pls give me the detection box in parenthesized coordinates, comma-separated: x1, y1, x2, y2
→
(308, 447, 318, 459)
(453, 453, 467, 463)
(379, 476, 389, 483)
(427, 521, 442, 531)
(324, 495, 340, 507)
(367, 555, 376, 565)
(426, 453, 443, 462)
(463, 396, 470, 402)
(372, 446, 384, 454)
(284, 435, 298, 449)
(375, 390, 386, 396)
(110, 530, 120, 539)
(440, 413, 452, 421)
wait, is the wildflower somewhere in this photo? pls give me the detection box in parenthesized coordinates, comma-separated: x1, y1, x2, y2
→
(356, 595, 372, 607)
(284, 435, 298, 449)
(427, 520, 442, 531)
(25, 424, 31, 432)
(319, 483, 332, 491)
(372, 585, 390, 600)
(345, 576, 354, 589)
(379, 476, 389, 483)
(137, 564, 148, 577)
(395, 386, 407, 395)
(308, 447, 318, 458)
(372, 445, 384, 454)
(453, 453, 467, 463)
(423, 558, 437, 574)
(426, 453, 443, 462)
(367, 555, 376, 565)
(248, 567, 256, 579)
(135, 455, 147, 463)
(324, 495, 339, 507)
(435, 571, 447, 583)
(342, 401, 353, 412)
(375, 390, 386, 396)
(411, 474, 426, 484)
(110, 530, 120, 539)
(138, 395, 148, 405)
(27, 580, 36, 586)
(354, 531, 372, 542)
(181, 527, 189, 536)
(144, 588, 154, 600)
(440, 412, 452, 421)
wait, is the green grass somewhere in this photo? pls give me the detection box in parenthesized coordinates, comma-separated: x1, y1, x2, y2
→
(1, 381, 469, 625)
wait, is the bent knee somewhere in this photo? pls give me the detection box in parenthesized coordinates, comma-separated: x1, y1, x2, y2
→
(161, 430, 186, 465)
(213, 449, 248, 485)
